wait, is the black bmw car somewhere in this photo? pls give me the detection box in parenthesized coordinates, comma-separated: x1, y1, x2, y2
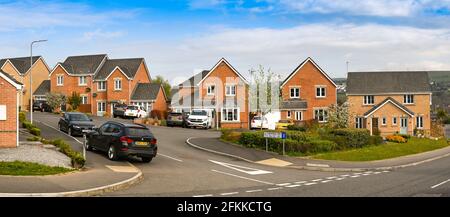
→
(58, 112, 95, 136)
(85, 121, 157, 163)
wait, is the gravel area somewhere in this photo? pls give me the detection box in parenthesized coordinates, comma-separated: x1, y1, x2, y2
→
(0, 143, 72, 168)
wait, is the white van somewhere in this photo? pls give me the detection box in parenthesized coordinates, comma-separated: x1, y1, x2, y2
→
(186, 109, 213, 129)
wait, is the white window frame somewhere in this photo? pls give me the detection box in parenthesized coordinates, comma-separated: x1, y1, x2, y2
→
(81, 95, 88, 105)
(287, 111, 291, 119)
(57, 75, 64, 86)
(392, 117, 397, 126)
(222, 108, 240, 122)
(316, 86, 326, 98)
(416, 116, 423, 129)
(314, 108, 329, 123)
(114, 78, 122, 91)
(382, 117, 387, 126)
(404, 94, 414, 104)
(225, 84, 236, 96)
(78, 76, 87, 86)
(363, 95, 374, 105)
(295, 111, 303, 121)
(97, 101, 106, 112)
(207, 85, 215, 96)
(290, 87, 300, 99)
(355, 117, 364, 129)
(97, 81, 106, 91)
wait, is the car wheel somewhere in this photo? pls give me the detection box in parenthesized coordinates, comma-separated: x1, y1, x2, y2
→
(142, 157, 152, 163)
(85, 139, 93, 151)
(107, 145, 119, 161)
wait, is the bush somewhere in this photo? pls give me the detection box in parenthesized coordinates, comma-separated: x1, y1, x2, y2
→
(29, 128, 41, 136)
(22, 121, 35, 130)
(221, 129, 242, 143)
(386, 135, 407, 143)
(287, 125, 306, 132)
(27, 136, 42, 142)
(160, 119, 167, 126)
(395, 134, 411, 139)
(368, 135, 383, 146)
(328, 128, 371, 149)
(19, 112, 26, 123)
(50, 139, 85, 168)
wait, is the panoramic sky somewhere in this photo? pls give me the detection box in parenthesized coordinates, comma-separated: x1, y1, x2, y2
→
(1, 0, 450, 84)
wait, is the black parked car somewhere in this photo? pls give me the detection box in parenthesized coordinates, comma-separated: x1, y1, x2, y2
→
(86, 121, 158, 162)
(58, 112, 95, 136)
(33, 100, 52, 112)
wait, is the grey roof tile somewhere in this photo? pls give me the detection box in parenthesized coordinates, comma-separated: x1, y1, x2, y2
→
(60, 54, 107, 75)
(0, 56, 41, 75)
(94, 58, 144, 80)
(0, 69, 22, 85)
(131, 83, 161, 101)
(280, 99, 308, 110)
(33, 80, 51, 96)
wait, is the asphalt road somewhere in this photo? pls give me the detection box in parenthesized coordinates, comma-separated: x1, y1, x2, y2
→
(32, 112, 450, 197)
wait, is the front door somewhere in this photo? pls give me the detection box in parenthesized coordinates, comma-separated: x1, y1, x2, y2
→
(372, 118, 379, 133)
(400, 117, 408, 134)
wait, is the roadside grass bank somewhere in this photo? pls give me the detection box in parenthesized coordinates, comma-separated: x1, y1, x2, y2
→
(0, 161, 73, 176)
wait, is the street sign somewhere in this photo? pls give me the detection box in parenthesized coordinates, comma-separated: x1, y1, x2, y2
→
(264, 132, 286, 139)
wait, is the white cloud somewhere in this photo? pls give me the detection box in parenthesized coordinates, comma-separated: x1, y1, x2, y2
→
(82, 29, 125, 41)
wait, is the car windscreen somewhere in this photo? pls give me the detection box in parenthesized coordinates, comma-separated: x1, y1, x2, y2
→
(127, 106, 138, 110)
(69, 114, 90, 121)
(191, 110, 207, 116)
(126, 127, 153, 137)
(169, 113, 182, 117)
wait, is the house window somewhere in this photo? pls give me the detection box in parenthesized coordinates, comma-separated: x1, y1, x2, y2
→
(57, 75, 64, 86)
(416, 116, 423, 129)
(79, 76, 87, 86)
(363, 95, 374, 105)
(404, 94, 414, 104)
(316, 87, 326, 98)
(114, 78, 122, 91)
(295, 111, 303, 121)
(81, 96, 88, 105)
(97, 81, 106, 91)
(207, 85, 215, 96)
(290, 87, 300, 98)
(355, 117, 364, 129)
(97, 102, 106, 112)
(222, 108, 239, 122)
(225, 85, 236, 96)
(314, 109, 329, 123)
(382, 117, 387, 126)
(287, 111, 291, 119)
(392, 117, 397, 125)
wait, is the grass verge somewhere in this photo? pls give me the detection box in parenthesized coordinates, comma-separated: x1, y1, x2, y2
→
(314, 137, 450, 161)
(0, 161, 73, 176)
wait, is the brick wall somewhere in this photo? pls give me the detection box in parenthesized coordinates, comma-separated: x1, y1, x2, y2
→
(0, 76, 18, 148)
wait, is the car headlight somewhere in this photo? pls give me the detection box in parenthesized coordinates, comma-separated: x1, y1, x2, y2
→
(72, 125, 81, 129)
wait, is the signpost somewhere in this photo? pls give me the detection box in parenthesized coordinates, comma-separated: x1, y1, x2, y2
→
(263, 132, 287, 155)
(82, 129, 96, 161)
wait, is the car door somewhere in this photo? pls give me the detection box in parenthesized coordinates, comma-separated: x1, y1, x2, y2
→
(61, 113, 70, 131)
(93, 123, 110, 151)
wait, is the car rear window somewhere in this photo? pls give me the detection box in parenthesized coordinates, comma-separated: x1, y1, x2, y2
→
(69, 114, 90, 121)
(127, 106, 138, 110)
(126, 127, 152, 137)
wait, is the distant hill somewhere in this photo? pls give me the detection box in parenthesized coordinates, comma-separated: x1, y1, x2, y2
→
(428, 71, 450, 83)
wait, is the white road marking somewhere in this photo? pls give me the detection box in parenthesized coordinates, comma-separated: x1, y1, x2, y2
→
(306, 163, 330, 167)
(341, 174, 351, 177)
(327, 176, 338, 179)
(350, 175, 360, 178)
(364, 171, 374, 174)
(221, 192, 239, 196)
(211, 170, 274, 185)
(276, 183, 291, 186)
(246, 189, 263, 193)
(382, 171, 390, 173)
(295, 181, 307, 184)
(335, 178, 346, 181)
(38, 121, 83, 144)
(158, 153, 183, 162)
(321, 180, 333, 183)
(373, 172, 382, 174)
(267, 187, 282, 191)
(209, 160, 272, 175)
(312, 179, 323, 182)
(286, 185, 300, 188)
(362, 173, 371, 176)
(193, 194, 213, 197)
(304, 182, 318, 186)
(431, 179, 450, 189)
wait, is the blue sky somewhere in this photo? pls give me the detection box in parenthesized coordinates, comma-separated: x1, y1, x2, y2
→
(1, 0, 450, 84)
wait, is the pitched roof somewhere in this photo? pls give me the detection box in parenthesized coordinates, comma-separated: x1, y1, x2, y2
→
(363, 97, 414, 117)
(34, 80, 51, 96)
(0, 56, 41, 75)
(59, 54, 107, 75)
(198, 58, 249, 85)
(131, 83, 162, 101)
(178, 70, 210, 87)
(0, 70, 22, 89)
(280, 99, 308, 110)
(281, 57, 337, 88)
(95, 58, 144, 80)
(347, 71, 431, 95)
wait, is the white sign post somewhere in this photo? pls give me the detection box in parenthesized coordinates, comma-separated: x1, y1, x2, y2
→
(82, 129, 96, 161)
(263, 132, 287, 155)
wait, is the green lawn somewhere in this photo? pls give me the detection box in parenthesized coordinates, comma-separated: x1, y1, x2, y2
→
(0, 161, 73, 176)
(314, 138, 450, 162)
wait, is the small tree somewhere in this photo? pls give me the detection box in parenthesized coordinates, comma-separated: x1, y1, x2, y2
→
(68, 92, 82, 111)
(327, 102, 351, 129)
(46, 93, 66, 111)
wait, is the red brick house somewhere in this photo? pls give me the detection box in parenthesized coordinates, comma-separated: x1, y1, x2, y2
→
(49, 54, 167, 117)
(0, 70, 23, 148)
(279, 57, 337, 123)
(172, 58, 249, 129)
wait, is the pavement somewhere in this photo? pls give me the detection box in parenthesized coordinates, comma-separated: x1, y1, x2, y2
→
(187, 137, 450, 171)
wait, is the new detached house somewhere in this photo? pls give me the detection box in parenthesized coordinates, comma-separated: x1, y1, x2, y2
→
(279, 57, 337, 123)
(347, 71, 432, 136)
